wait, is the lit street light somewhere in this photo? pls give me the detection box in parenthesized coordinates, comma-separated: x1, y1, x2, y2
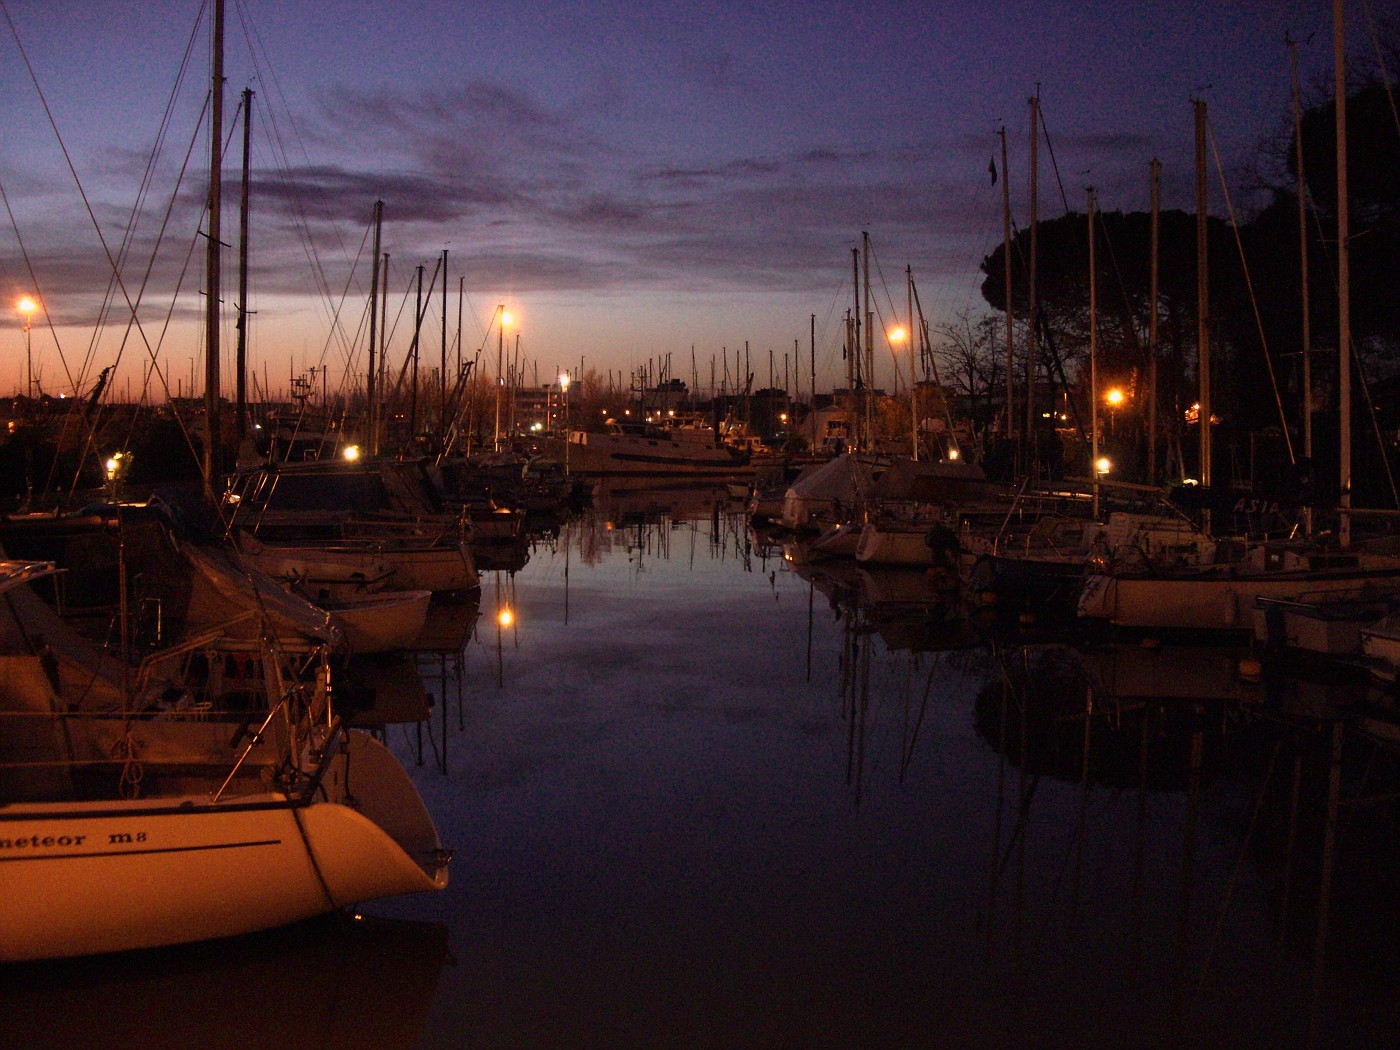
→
(1105, 386, 1124, 435)
(493, 307, 513, 452)
(559, 371, 571, 475)
(889, 324, 916, 460)
(18, 296, 37, 399)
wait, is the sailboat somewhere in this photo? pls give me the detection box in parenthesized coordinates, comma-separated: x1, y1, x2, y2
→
(0, 556, 449, 962)
(1077, 53, 1400, 634)
(0, 0, 449, 960)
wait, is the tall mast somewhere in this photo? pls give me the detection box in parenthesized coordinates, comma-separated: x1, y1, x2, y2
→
(440, 248, 449, 449)
(810, 313, 817, 450)
(1000, 125, 1014, 449)
(367, 201, 382, 455)
(1148, 159, 1161, 484)
(907, 264, 917, 460)
(1088, 187, 1100, 519)
(378, 252, 389, 455)
(203, 0, 225, 486)
(862, 230, 872, 450)
(410, 264, 423, 445)
(1194, 99, 1211, 499)
(1288, 37, 1313, 537)
(1334, 0, 1352, 545)
(850, 246, 859, 447)
(234, 86, 252, 445)
(1026, 94, 1040, 477)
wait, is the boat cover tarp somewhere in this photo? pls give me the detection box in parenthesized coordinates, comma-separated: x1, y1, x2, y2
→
(782, 454, 884, 528)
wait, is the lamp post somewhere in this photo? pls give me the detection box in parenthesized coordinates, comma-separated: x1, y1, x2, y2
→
(1105, 386, 1124, 436)
(18, 296, 36, 399)
(559, 372, 571, 474)
(889, 325, 914, 460)
(493, 307, 512, 452)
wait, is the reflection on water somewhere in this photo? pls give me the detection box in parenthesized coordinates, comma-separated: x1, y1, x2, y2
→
(0, 914, 450, 1050)
(11, 482, 1400, 1048)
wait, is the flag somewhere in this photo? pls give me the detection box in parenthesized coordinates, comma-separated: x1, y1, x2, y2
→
(988, 158, 997, 185)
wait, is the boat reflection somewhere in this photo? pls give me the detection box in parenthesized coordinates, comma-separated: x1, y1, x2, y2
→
(0, 914, 451, 1050)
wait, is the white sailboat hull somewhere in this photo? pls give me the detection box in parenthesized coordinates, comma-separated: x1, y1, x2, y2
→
(1079, 568, 1400, 632)
(854, 522, 934, 566)
(0, 732, 447, 962)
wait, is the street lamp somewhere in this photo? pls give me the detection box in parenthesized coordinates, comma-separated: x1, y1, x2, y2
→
(494, 307, 513, 452)
(559, 372, 571, 474)
(18, 296, 37, 399)
(1105, 386, 1124, 435)
(888, 325, 916, 461)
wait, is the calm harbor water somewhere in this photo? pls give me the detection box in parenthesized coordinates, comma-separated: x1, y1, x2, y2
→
(5, 484, 1399, 1049)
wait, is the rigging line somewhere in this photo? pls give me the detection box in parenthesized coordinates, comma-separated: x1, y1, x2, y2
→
(97, 89, 218, 479)
(233, 0, 354, 342)
(1092, 200, 1156, 400)
(63, 7, 194, 414)
(1361, 0, 1400, 140)
(1035, 101, 1073, 215)
(1302, 130, 1400, 508)
(4, 0, 195, 414)
(0, 1, 199, 423)
(1206, 120, 1295, 464)
(306, 218, 375, 401)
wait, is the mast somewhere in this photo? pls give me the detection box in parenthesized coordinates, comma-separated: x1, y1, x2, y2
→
(907, 265, 917, 460)
(378, 253, 389, 455)
(440, 248, 448, 449)
(1088, 187, 1100, 519)
(1334, 0, 1352, 545)
(234, 87, 252, 445)
(850, 247, 859, 448)
(1148, 159, 1160, 484)
(810, 313, 817, 451)
(409, 264, 422, 446)
(494, 306, 504, 451)
(862, 231, 873, 450)
(1001, 125, 1014, 449)
(1026, 94, 1040, 477)
(367, 201, 382, 455)
(203, 0, 225, 487)
(1194, 99, 1211, 501)
(1289, 37, 1313, 491)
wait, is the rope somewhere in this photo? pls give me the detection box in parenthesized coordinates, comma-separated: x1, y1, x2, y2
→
(1206, 121, 1295, 464)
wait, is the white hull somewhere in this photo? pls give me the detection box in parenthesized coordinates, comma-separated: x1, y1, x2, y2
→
(329, 589, 434, 653)
(0, 732, 446, 962)
(244, 540, 478, 596)
(1080, 568, 1400, 632)
(1252, 592, 1400, 657)
(854, 522, 934, 566)
(1360, 618, 1400, 683)
(562, 431, 747, 476)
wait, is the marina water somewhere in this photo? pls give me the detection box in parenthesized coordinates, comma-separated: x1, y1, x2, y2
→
(4, 486, 1397, 1049)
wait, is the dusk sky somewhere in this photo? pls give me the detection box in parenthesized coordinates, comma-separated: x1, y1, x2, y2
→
(0, 0, 1364, 403)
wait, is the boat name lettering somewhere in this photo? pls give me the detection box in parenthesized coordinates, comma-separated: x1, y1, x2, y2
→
(0, 834, 89, 849)
(107, 832, 148, 844)
(1232, 498, 1282, 516)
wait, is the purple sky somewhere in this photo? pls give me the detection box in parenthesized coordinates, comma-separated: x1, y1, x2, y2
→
(0, 0, 1357, 402)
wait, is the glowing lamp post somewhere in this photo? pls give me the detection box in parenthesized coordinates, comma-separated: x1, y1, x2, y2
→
(18, 296, 37, 399)
(494, 307, 513, 452)
(1105, 387, 1124, 435)
(889, 324, 916, 461)
(559, 372, 571, 474)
